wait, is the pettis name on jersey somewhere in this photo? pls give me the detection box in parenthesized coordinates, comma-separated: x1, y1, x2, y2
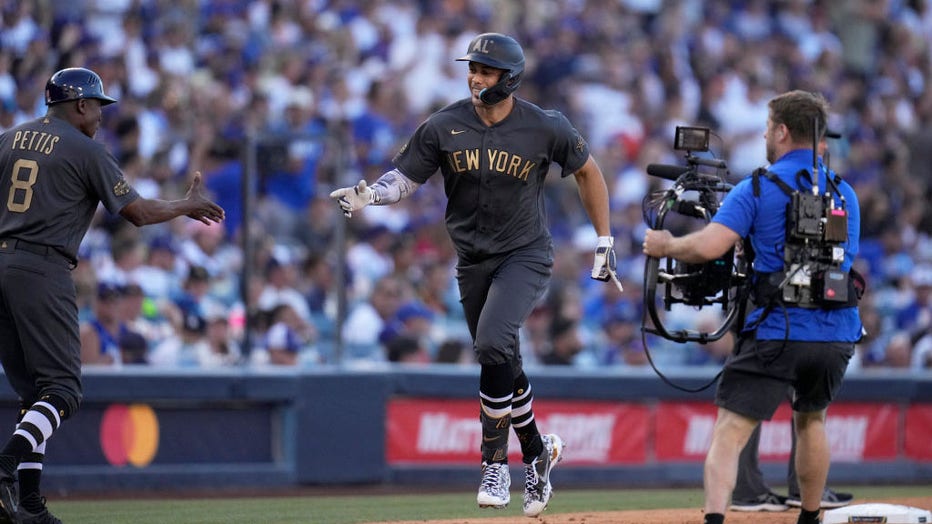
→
(9, 130, 60, 155)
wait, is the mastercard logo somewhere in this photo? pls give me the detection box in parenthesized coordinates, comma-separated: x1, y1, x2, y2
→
(100, 404, 159, 467)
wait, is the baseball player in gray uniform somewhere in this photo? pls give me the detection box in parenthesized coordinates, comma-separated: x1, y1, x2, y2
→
(330, 33, 616, 517)
(0, 67, 224, 523)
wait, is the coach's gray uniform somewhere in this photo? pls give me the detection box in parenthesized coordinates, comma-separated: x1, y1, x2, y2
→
(0, 115, 139, 414)
(393, 97, 589, 369)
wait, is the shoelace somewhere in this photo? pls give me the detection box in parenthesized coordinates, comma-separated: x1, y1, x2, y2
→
(481, 464, 505, 493)
(524, 461, 542, 498)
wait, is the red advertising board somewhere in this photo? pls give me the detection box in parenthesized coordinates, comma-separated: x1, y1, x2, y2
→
(388, 398, 914, 466)
(386, 399, 649, 465)
(654, 401, 900, 462)
(905, 404, 932, 460)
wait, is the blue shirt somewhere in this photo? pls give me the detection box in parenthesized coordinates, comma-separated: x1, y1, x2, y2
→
(713, 149, 862, 342)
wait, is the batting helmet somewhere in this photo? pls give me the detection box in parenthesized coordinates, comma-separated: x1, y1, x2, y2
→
(45, 67, 117, 106)
(456, 33, 525, 105)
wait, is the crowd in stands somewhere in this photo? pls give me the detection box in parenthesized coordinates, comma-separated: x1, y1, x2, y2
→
(1, 0, 929, 371)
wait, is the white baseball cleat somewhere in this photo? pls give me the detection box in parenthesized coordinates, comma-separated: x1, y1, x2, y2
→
(477, 462, 510, 509)
(523, 433, 565, 517)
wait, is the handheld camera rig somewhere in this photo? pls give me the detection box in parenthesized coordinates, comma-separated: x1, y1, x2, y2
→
(641, 126, 750, 344)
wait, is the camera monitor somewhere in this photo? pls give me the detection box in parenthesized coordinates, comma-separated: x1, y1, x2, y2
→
(674, 126, 710, 152)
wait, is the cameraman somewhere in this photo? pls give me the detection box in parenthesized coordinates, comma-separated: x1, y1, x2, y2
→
(730, 129, 854, 514)
(643, 90, 862, 524)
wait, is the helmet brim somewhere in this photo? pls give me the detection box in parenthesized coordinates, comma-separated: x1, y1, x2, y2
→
(455, 54, 512, 71)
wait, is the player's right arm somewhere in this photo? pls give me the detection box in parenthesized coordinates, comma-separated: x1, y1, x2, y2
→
(329, 168, 422, 217)
(120, 171, 225, 226)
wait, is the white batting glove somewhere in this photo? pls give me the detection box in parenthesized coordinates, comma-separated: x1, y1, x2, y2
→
(591, 236, 617, 282)
(329, 180, 375, 218)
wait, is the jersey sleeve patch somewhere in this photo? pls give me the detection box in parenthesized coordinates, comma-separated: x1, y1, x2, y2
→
(113, 178, 132, 196)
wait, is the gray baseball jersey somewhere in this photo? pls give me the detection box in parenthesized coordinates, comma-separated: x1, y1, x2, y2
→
(0, 115, 140, 260)
(393, 98, 590, 260)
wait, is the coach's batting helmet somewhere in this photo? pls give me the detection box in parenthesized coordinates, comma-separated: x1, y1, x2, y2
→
(456, 33, 525, 105)
(45, 67, 117, 106)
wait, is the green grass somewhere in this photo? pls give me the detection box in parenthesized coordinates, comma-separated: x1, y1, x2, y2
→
(45, 485, 932, 524)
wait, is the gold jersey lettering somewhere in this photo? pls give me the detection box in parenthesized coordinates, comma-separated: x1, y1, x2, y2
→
(10, 131, 59, 155)
(43, 135, 59, 155)
(506, 155, 523, 179)
(447, 149, 481, 173)
(464, 149, 480, 170)
(516, 160, 533, 181)
(486, 149, 536, 180)
(447, 151, 465, 173)
(487, 149, 507, 172)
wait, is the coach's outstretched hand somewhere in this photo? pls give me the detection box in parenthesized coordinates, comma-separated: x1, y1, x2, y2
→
(184, 171, 226, 225)
(330, 180, 375, 218)
(591, 236, 623, 292)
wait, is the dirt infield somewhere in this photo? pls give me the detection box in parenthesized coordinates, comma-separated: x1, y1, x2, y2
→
(365, 496, 932, 524)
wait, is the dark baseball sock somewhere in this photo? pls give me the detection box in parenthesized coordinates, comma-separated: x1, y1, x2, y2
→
(0, 436, 31, 463)
(0, 454, 16, 480)
(510, 372, 543, 463)
(479, 363, 514, 464)
(17, 450, 43, 504)
(798, 508, 821, 524)
(704, 513, 725, 524)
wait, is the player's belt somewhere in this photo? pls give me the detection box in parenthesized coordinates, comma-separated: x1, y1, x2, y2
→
(0, 238, 77, 267)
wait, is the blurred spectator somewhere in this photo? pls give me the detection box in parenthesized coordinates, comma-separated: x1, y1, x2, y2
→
(258, 86, 325, 241)
(178, 220, 242, 303)
(599, 301, 648, 367)
(896, 264, 932, 335)
(262, 303, 316, 366)
(434, 339, 474, 365)
(385, 335, 430, 365)
(132, 234, 185, 300)
(346, 224, 395, 296)
(257, 247, 315, 327)
(122, 282, 179, 352)
(540, 317, 585, 366)
(80, 283, 143, 366)
(173, 265, 213, 322)
(118, 331, 149, 365)
(379, 299, 439, 358)
(202, 303, 243, 367)
(342, 274, 407, 358)
(300, 252, 337, 342)
(296, 196, 337, 255)
(149, 311, 210, 367)
(912, 331, 932, 370)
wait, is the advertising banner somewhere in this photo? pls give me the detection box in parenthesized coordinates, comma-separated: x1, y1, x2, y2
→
(386, 399, 649, 465)
(654, 401, 899, 462)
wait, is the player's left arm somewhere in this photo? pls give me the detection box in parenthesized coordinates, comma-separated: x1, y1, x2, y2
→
(572, 155, 611, 237)
(573, 155, 619, 286)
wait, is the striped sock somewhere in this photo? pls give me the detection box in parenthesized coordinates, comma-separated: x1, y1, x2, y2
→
(510, 372, 542, 462)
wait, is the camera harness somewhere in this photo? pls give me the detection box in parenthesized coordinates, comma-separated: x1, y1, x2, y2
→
(744, 122, 865, 352)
